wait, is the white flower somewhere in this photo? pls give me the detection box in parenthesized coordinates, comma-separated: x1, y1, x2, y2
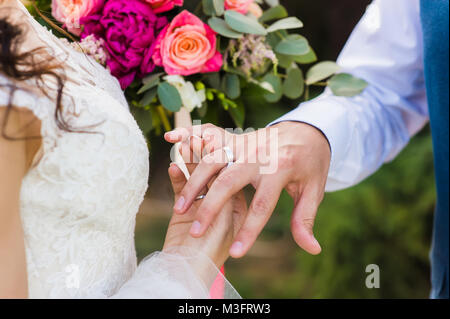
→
(164, 75, 206, 112)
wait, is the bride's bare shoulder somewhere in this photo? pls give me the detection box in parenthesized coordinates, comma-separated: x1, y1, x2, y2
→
(0, 104, 42, 170)
(0, 0, 27, 16)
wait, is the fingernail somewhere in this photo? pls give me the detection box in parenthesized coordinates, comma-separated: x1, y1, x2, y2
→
(174, 196, 185, 212)
(312, 237, 319, 246)
(166, 132, 176, 139)
(312, 236, 322, 251)
(230, 241, 243, 256)
(190, 221, 202, 236)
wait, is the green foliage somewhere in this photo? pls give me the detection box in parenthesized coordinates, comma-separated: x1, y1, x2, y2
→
(138, 73, 163, 95)
(262, 72, 283, 103)
(208, 17, 244, 39)
(223, 74, 242, 99)
(283, 65, 304, 99)
(203, 0, 225, 16)
(157, 82, 182, 112)
(259, 5, 288, 23)
(131, 107, 153, 136)
(305, 61, 341, 84)
(275, 35, 310, 56)
(267, 17, 303, 33)
(224, 10, 268, 35)
(328, 73, 369, 97)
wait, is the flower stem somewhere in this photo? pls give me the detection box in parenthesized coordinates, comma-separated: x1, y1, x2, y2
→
(305, 85, 310, 101)
(312, 82, 328, 87)
(156, 106, 172, 132)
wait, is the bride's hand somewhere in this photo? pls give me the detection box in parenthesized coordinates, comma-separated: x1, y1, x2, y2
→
(163, 163, 248, 269)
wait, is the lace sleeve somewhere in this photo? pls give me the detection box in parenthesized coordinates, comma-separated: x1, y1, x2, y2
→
(0, 75, 45, 114)
(97, 247, 241, 299)
(0, 73, 59, 162)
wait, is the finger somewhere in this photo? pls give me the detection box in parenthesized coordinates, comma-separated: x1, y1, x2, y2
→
(174, 149, 230, 214)
(189, 164, 256, 237)
(202, 127, 227, 155)
(168, 163, 187, 195)
(231, 191, 249, 237)
(229, 180, 284, 258)
(165, 124, 221, 144)
(179, 139, 197, 174)
(189, 135, 204, 165)
(290, 184, 323, 255)
(164, 127, 191, 143)
(187, 135, 210, 201)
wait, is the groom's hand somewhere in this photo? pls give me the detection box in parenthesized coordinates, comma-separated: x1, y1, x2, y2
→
(165, 122, 331, 258)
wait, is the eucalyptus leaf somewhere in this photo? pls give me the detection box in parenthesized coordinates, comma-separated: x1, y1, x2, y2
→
(262, 73, 283, 103)
(306, 61, 341, 84)
(213, 0, 225, 16)
(204, 72, 221, 90)
(223, 73, 241, 99)
(228, 101, 245, 128)
(292, 47, 317, 64)
(256, 81, 275, 93)
(275, 35, 309, 56)
(202, 0, 215, 16)
(225, 10, 267, 35)
(265, 0, 279, 7)
(138, 73, 162, 94)
(139, 87, 158, 106)
(208, 17, 243, 39)
(283, 66, 304, 99)
(157, 82, 182, 112)
(276, 53, 295, 69)
(267, 17, 303, 33)
(259, 5, 288, 23)
(266, 32, 283, 48)
(225, 66, 248, 78)
(328, 73, 368, 97)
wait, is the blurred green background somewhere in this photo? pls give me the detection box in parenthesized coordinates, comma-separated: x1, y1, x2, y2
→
(135, 0, 436, 298)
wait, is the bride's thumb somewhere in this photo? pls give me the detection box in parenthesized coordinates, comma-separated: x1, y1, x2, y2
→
(168, 163, 187, 195)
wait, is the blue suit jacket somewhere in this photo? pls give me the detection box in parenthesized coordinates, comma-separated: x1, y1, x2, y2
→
(421, 0, 449, 299)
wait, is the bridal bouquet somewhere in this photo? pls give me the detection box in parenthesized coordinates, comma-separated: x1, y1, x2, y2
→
(29, 0, 367, 136)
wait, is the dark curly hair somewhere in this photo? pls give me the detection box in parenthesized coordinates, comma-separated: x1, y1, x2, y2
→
(0, 1, 82, 140)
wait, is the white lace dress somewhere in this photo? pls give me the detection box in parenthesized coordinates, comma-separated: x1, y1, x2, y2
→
(0, 0, 239, 299)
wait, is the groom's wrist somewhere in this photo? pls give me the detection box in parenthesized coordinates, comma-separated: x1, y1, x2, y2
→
(267, 99, 352, 180)
(272, 121, 331, 152)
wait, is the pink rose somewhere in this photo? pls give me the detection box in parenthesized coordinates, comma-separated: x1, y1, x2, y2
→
(52, 0, 104, 35)
(224, 0, 254, 14)
(144, 0, 183, 14)
(248, 3, 263, 18)
(153, 10, 223, 76)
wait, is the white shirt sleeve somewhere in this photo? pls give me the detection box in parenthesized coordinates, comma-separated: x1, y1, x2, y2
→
(270, 0, 429, 192)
